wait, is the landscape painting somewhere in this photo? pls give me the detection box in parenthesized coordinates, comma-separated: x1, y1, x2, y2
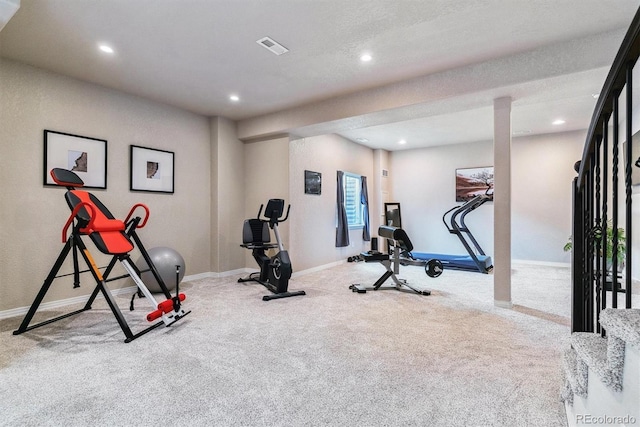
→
(455, 167, 494, 202)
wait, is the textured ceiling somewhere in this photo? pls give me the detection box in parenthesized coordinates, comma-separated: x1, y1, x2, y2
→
(1, 0, 639, 150)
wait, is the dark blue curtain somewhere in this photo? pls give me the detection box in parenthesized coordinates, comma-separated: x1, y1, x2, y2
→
(361, 176, 370, 241)
(336, 171, 350, 247)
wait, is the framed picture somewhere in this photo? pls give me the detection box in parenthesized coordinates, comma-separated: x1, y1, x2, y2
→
(130, 145, 174, 194)
(455, 166, 494, 202)
(43, 130, 107, 189)
(305, 170, 322, 195)
(384, 202, 402, 227)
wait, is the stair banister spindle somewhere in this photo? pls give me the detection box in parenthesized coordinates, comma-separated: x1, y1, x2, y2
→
(572, 176, 586, 332)
(594, 141, 602, 333)
(612, 92, 620, 308)
(591, 161, 598, 328)
(601, 122, 609, 320)
(625, 62, 633, 308)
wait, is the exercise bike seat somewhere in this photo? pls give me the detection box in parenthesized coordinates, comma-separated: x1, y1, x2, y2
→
(51, 168, 134, 255)
(241, 218, 278, 250)
(241, 242, 278, 250)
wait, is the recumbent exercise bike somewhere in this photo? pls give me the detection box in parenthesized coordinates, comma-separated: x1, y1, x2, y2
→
(238, 199, 305, 301)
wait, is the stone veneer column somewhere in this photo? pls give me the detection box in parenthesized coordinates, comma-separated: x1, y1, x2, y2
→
(493, 97, 512, 308)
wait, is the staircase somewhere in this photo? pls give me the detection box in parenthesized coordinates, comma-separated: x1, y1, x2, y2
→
(562, 308, 640, 426)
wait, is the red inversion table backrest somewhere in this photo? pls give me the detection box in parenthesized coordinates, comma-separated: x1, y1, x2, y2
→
(64, 190, 134, 255)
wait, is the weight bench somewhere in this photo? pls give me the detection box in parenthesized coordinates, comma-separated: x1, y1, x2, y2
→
(349, 225, 431, 296)
(13, 168, 190, 343)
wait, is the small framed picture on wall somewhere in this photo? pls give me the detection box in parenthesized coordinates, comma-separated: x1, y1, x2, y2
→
(130, 145, 175, 193)
(305, 170, 321, 195)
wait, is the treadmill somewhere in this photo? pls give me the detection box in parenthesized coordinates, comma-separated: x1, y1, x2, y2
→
(404, 194, 493, 274)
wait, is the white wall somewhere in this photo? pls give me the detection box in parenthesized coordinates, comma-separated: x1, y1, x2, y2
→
(390, 131, 584, 264)
(390, 140, 495, 258)
(0, 59, 211, 311)
(289, 134, 374, 271)
(512, 131, 585, 263)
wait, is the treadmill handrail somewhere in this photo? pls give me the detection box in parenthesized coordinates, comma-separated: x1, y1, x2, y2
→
(441, 205, 459, 232)
(440, 193, 491, 272)
(458, 195, 490, 256)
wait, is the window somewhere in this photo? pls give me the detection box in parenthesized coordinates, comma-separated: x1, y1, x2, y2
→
(343, 173, 363, 228)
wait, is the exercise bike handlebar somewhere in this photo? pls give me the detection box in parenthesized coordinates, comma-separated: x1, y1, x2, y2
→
(266, 204, 290, 227)
(256, 202, 290, 224)
(279, 204, 291, 223)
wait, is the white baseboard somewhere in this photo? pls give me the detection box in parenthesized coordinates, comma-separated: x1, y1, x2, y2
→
(512, 259, 570, 268)
(1, 268, 261, 320)
(183, 272, 215, 281)
(0, 285, 137, 321)
(183, 268, 255, 281)
(292, 260, 346, 278)
(215, 268, 254, 278)
(494, 300, 513, 309)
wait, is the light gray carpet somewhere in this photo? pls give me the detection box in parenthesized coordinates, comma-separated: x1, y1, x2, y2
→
(0, 262, 571, 426)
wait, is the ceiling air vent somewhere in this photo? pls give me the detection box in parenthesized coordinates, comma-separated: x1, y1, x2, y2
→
(256, 37, 289, 56)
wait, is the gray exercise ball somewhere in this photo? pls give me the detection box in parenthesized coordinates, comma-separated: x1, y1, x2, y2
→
(137, 247, 186, 293)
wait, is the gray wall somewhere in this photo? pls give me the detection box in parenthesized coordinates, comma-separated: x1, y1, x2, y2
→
(0, 59, 211, 311)
(0, 56, 590, 314)
(210, 116, 246, 273)
(289, 134, 374, 271)
(243, 136, 290, 266)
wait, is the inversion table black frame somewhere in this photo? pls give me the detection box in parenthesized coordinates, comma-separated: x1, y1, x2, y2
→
(13, 168, 190, 343)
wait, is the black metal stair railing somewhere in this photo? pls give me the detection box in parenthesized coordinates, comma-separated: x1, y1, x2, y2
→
(572, 7, 640, 333)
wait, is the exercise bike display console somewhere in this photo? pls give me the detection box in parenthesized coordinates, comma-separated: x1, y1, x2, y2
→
(238, 199, 305, 301)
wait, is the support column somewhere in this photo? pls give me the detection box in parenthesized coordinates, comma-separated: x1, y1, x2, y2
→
(493, 97, 512, 308)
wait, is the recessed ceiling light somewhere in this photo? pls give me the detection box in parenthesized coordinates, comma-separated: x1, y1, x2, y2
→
(360, 53, 372, 62)
(398, 139, 407, 145)
(592, 93, 600, 99)
(99, 44, 114, 54)
(229, 94, 240, 102)
(552, 119, 566, 125)
(356, 137, 369, 143)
